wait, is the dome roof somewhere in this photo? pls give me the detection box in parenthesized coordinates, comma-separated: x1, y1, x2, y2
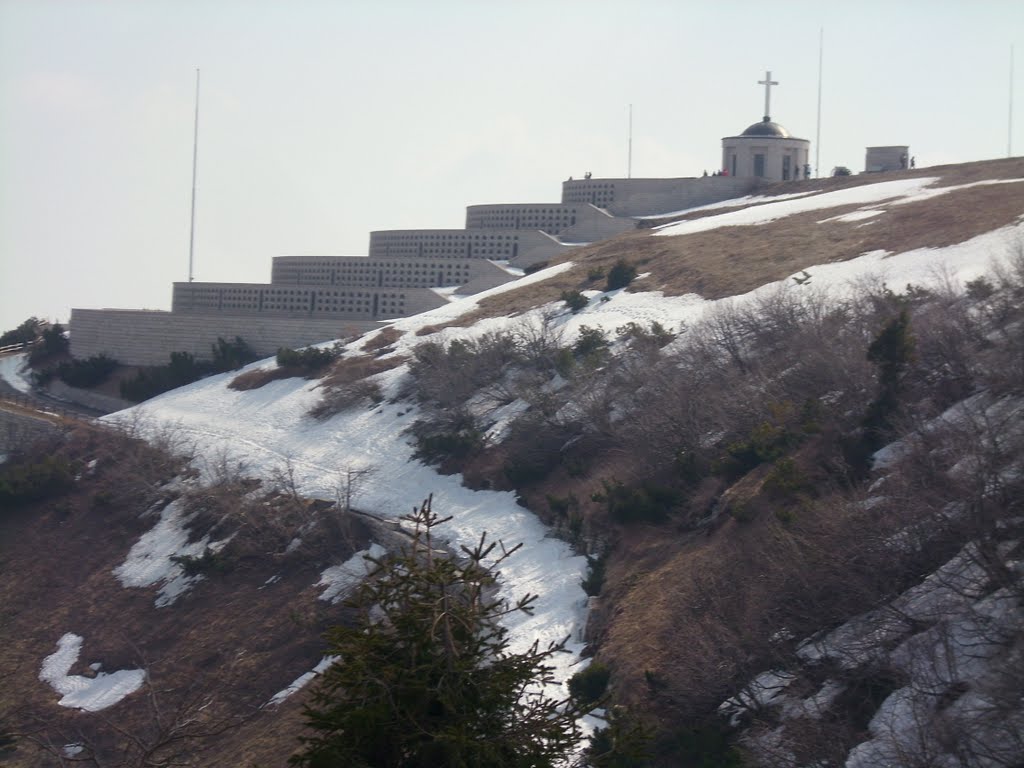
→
(740, 118, 791, 138)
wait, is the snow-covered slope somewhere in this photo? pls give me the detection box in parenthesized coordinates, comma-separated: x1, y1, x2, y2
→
(107, 173, 1024, 697)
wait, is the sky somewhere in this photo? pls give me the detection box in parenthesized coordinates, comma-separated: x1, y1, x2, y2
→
(0, 0, 1021, 332)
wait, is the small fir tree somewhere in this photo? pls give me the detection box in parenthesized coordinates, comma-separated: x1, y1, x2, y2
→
(863, 309, 915, 447)
(605, 261, 637, 291)
(291, 495, 593, 768)
(562, 290, 589, 313)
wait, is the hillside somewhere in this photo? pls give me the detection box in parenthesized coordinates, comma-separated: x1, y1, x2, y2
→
(2, 158, 1024, 767)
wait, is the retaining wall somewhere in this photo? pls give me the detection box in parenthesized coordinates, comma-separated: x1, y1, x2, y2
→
(561, 177, 760, 217)
(69, 309, 381, 367)
(47, 380, 133, 414)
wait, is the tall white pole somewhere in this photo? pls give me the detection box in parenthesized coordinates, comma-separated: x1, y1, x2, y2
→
(628, 103, 633, 179)
(188, 68, 200, 283)
(1010, 44, 1015, 157)
(815, 28, 823, 178)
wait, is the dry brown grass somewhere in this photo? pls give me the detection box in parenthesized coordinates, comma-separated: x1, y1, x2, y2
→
(318, 353, 407, 390)
(431, 158, 1024, 331)
(228, 365, 305, 391)
(228, 352, 374, 391)
(359, 325, 404, 354)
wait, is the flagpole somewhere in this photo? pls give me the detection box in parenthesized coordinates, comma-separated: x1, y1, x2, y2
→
(1010, 44, 1015, 157)
(188, 68, 200, 283)
(815, 28, 823, 178)
(628, 103, 633, 179)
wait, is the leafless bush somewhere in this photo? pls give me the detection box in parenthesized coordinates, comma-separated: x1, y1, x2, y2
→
(615, 353, 722, 472)
(310, 379, 383, 420)
(307, 354, 403, 419)
(81, 418, 195, 509)
(691, 299, 752, 374)
(328, 464, 373, 512)
(740, 285, 813, 355)
(407, 331, 521, 409)
(510, 310, 567, 373)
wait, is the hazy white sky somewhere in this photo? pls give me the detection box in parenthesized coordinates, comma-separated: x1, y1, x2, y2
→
(1, 0, 1020, 332)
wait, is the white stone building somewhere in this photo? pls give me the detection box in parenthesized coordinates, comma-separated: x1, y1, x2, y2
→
(865, 145, 911, 172)
(721, 71, 810, 182)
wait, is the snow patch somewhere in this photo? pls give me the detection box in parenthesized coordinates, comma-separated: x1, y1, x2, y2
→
(655, 177, 939, 237)
(820, 209, 885, 223)
(113, 498, 214, 607)
(266, 656, 336, 707)
(317, 543, 387, 603)
(39, 633, 145, 712)
(0, 353, 33, 393)
(634, 189, 819, 220)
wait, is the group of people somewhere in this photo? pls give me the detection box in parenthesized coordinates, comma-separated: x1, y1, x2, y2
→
(701, 162, 813, 180)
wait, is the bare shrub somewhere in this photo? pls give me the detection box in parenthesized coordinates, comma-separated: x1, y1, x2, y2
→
(738, 285, 812, 355)
(917, 311, 978, 403)
(511, 310, 567, 374)
(310, 379, 383, 419)
(332, 465, 378, 515)
(691, 300, 752, 374)
(309, 355, 403, 419)
(90, 417, 196, 507)
(975, 246, 1024, 394)
(407, 332, 521, 409)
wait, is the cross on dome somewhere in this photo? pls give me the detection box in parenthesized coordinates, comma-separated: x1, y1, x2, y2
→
(758, 70, 779, 121)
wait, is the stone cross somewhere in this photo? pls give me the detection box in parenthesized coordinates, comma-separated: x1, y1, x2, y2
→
(758, 70, 778, 121)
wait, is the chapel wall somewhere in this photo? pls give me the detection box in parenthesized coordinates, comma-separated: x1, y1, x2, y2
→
(721, 138, 810, 182)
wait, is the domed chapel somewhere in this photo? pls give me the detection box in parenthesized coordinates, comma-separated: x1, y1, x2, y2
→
(722, 71, 810, 181)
